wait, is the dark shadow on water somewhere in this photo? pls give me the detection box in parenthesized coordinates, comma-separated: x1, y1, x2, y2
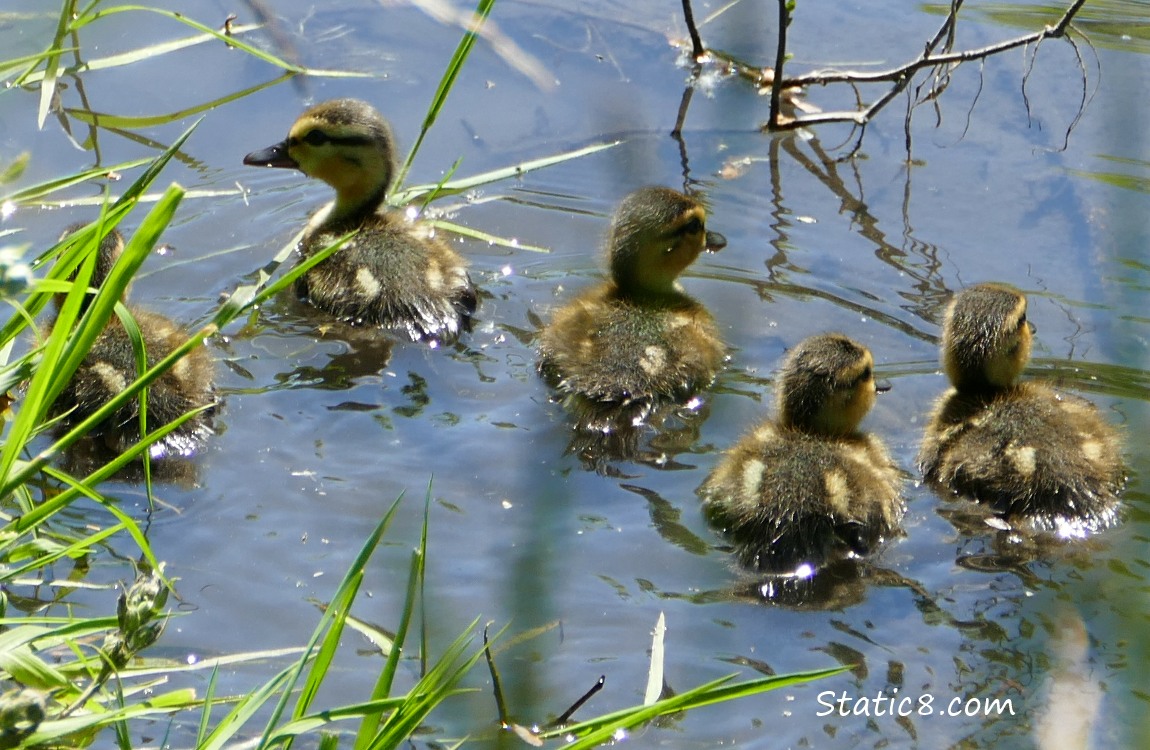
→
(938, 501, 1117, 580)
(57, 438, 203, 489)
(549, 394, 714, 474)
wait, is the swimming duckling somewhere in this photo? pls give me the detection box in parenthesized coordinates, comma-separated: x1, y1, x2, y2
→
(699, 334, 903, 574)
(243, 98, 476, 343)
(537, 187, 727, 432)
(918, 282, 1124, 536)
(51, 226, 215, 458)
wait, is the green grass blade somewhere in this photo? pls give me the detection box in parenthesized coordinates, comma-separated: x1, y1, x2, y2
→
(213, 229, 350, 325)
(196, 664, 219, 746)
(394, 0, 496, 190)
(72, 5, 304, 73)
(67, 5, 373, 77)
(112, 119, 199, 208)
(0, 233, 99, 496)
(62, 74, 295, 130)
(50, 185, 184, 408)
(540, 665, 850, 747)
(264, 696, 410, 743)
(390, 140, 621, 205)
(351, 550, 421, 750)
(425, 219, 549, 253)
(4, 404, 210, 537)
(0, 158, 152, 205)
(255, 498, 404, 749)
(364, 620, 485, 750)
(0, 49, 75, 78)
(33, 0, 72, 129)
(197, 664, 299, 750)
(16, 22, 264, 84)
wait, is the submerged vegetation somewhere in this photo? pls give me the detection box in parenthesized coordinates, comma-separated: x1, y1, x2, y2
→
(0, 1, 844, 746)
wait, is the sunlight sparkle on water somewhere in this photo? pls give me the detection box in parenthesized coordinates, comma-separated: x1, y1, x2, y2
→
(1, 201, 15, 220)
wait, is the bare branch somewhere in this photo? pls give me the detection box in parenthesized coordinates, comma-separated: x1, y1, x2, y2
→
(767, 0, 790, 129)
(766, 0, 1088, 132)
(782, 0, 1085, 89)
(681, 0, 705, 61)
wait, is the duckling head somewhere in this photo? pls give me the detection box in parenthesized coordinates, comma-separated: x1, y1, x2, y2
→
(777, 333, 879, 437)
(941, 282, 1032, 392)
(606, 186, 725, 299)
(243, 99, 398, 219)
(56, 223, 126, 313)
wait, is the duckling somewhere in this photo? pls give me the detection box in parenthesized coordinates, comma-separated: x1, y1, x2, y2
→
(537, 187, 726, 429)
(51, 226, 215, 458)
(699, 334, 903, 574)
(243, 98, 476, 343)
(917, 282, 1124, 536)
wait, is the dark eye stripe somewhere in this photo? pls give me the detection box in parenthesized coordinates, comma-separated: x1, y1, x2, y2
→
(678, 216, 704, 235)
(294, 131, 374, 147)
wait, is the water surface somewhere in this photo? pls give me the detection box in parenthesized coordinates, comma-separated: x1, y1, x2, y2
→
(2, 0, 1148, 746)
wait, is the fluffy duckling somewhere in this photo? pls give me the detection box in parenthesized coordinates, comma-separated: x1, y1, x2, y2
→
(918, 282, 1124, 535)
(52, 226, 215, 458)
(537, 186, 726, 423)
(699, 334, 903, 574)
(243, 98, 476, 343)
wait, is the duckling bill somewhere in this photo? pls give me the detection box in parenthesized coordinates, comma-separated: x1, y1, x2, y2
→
(537, 186, 726, 433)
(918, 282, 1125, 536)
(51, 225, 216, 459)
(244, 98, 476, 343)
(699, 334, 903, 575)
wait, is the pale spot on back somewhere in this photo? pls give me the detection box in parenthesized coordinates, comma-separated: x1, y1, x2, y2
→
(824, 469, 850, 514)
(426, 263, 445, 291)
(1007, 444, 1037, 477)
(171, 356, 191, 381)
(1080, 438, 1102, 463)
(92, 362, 128, 394)
(355, 267, 382, 299)
(639, 345, 667, 376)
(752, 423, 777, 443)
(741, 458, 765, 502)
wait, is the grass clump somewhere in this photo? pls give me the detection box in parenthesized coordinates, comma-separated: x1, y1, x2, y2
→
(0, 1, 843, 746)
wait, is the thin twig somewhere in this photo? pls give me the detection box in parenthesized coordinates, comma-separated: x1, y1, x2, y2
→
(681, 0, 705, 61)
(769, 0, 1085, 134)
(549, 675, 605, 727)
(767, 0, 789, 129)
(783, 0, 1085, 90)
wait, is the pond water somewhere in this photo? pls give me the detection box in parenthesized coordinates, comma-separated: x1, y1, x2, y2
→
(3, 0, 1149, 747)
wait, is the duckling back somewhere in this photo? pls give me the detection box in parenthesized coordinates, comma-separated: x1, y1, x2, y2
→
(919, 382, 1123, 534)
(700, 423, 902, 572)
(61, 308, 216, 456)
(538, 285, 724, 405)
(51, 226, 216, 458)
(699, 334, 903, 574)
(918, 282, 1125, 535)
(299, 213, 476, 341)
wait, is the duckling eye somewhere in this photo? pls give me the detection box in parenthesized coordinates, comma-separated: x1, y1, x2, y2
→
(1017, 313, 1027, 329)
(302, 130, 330, 146)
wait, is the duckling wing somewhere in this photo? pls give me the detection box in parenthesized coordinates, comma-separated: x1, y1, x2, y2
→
(919, 384, 1124, 532)
(300, 218, 475, 342)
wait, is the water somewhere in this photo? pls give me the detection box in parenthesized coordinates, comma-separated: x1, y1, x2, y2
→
(3, 0, 1149, 747)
